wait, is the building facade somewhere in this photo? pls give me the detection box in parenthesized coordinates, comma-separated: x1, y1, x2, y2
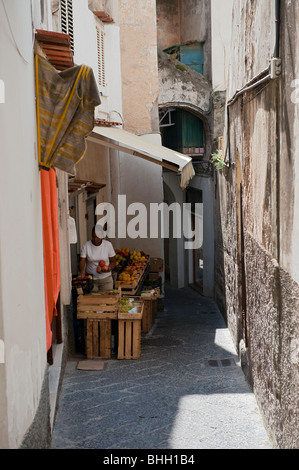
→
(2, 0, 298, 450)
(156, 0, 233, 297)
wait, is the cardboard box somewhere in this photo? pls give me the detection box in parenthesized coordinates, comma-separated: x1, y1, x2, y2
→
(150, 257, 163, 272)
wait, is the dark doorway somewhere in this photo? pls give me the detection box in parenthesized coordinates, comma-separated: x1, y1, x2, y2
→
(160, 108, 205, 158)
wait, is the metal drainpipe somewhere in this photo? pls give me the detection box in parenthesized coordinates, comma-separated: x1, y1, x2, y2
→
(275, 0, 281, 267)
(226, 0, 281, 167)
(227, 106, 232, 168)
(275, 0, 281, 58)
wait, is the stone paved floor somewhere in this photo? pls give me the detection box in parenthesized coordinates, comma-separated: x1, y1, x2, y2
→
(51, 286, 273, 449)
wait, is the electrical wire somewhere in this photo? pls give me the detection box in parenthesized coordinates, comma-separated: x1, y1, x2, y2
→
(1, 0, 33, 64)
(109, 110, 125, 125)
(227, 72, 271, 107)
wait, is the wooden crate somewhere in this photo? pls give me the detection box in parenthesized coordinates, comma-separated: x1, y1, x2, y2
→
(77, 291, 120, 320)
(141, 298, 153, 333)
(151, 288, 160, 319)
(118, 302, 143, 360)
(130, 295, 153, 333)
(149, 257, 163, 272)
(140, 288, 160, 325)
(86, 319, 112, 359)
(77, 290, 120, 360)
(115, 280, 139, 295)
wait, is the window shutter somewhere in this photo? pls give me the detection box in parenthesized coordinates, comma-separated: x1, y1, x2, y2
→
(96, 26, 106, 88)
(61, 0, 74, 53)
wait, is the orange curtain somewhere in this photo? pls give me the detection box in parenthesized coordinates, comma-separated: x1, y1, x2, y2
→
(40, 168, 61, 351)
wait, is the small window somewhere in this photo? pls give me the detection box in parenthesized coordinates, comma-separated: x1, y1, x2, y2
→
(60, 0, 74, 53)
(163, 41, 205, 76)
(180, 43, 204, 75)
(96, 26, 106, 88)
(160, 108, 205, 158)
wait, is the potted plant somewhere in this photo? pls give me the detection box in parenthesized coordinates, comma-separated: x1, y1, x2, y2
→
(210, 152, 228, 170)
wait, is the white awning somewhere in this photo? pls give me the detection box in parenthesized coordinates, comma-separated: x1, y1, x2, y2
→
(87, 126, 195, 190)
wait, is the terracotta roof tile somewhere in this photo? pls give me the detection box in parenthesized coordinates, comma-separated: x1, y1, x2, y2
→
(92, 11, 114, 23)
(35, 30, 74, 71)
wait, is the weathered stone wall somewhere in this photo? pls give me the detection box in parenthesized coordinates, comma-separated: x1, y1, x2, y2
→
(279, 1, 299, 284)
(216, 80, 299, 448)
(214, 162, 240, 348)
(158, 50, 211, 112)
(278, 267, 299, 447)
(244, 233, 281, 443)
(156, 0, 211, 79)
(244, 233, 299, 448)
(215, 0, 299, 448)
(214, 98, 244, 348)
(156, 0, 210, 47)
(156, 0, 181, 50)
(157, 49, 214, 160)
(119, 0, 160, 134)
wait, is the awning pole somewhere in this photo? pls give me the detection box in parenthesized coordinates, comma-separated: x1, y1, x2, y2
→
(35, 54, 41, 165)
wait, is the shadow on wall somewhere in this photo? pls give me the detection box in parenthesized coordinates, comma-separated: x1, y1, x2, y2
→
(163, 180, 178, 288)
(213, 171, 227, 323)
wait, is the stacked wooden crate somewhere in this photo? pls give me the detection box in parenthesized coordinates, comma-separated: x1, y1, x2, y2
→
(118, 301, 144, 360)
(140, 287, 160, 332)
(77, 290, 144, 361)
(151, 287, 160, 320)
(77, 290, 120, 359)
(129, 292, 154, 334)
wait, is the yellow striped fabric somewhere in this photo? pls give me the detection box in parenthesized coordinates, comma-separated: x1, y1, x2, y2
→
(35, 54, 101, 174)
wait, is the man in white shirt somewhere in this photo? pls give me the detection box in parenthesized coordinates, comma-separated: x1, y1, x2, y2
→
(78, 225, 116, 292)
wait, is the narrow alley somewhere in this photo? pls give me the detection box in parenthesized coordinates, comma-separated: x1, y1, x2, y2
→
(1, 0, 299, 451)
(51, 285, 272, 450)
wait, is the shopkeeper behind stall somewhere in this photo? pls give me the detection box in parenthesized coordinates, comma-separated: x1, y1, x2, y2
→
(78, 225, 116, 292)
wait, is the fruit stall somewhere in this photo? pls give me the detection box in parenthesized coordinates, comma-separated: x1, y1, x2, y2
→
(114, 248, 150, 295)
(71, 248, 163, 361)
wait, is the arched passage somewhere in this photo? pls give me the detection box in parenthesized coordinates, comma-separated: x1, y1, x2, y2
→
(163, 180, 180, 287)
(159, 103, 214, 296)
(159, 104, 212, 161)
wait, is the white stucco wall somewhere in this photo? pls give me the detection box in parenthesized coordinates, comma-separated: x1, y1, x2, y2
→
(31, 0, 53, 30)
(60, 0, 163, 261)
(71, 0, 124, 254)
(72, 0, 123, 122)
(189, 176, 214, 297)
(103, 24, 123, 122)
(72, 0, 102, 115)
(116, 0, 164, 259)
(0, 0, 48, 448)
(117, 133, 164, 259)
